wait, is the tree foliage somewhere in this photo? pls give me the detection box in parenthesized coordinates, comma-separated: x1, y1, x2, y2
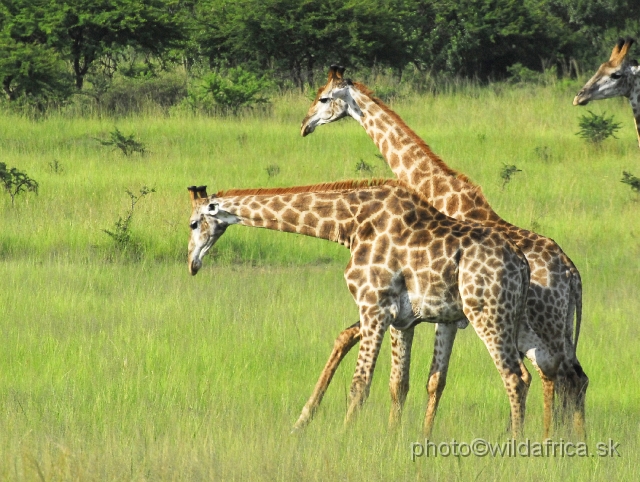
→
(0, 0, 638, 105)
(196, 67, 271, 112)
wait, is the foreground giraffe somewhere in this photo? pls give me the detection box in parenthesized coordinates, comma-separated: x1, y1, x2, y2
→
(298, 66, 588, 438)
(574, 37, 640, 147)
(187, 180, 531, 437)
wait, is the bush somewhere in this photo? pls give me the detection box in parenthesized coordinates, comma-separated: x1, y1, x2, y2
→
(96, 128, 146, 156)
(103, 186, 155, 253)
(0, 162, 39, 206)
(86, 73, 188, 115)
(193, 67, 271, 114)
(577, 111, 622, 144)
(621, 171, 640, 199)
(500, 164, 522, 189)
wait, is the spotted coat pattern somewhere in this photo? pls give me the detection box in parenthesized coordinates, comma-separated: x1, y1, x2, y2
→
(298, 66, 588, 438)
(187, 180, 531, 437)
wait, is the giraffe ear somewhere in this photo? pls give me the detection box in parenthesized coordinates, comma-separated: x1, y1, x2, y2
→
(620, 37, 635, 59)
(610, 38, 635, 66)
(328, 64, 345, 81)
(610, 38, 626, 60)
(188, 185, 209, 206)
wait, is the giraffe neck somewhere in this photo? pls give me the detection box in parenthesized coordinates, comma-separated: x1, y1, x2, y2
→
(348, 84, 503, 223)
(215, 189, 367, 248)
(627, 70, 640, 147)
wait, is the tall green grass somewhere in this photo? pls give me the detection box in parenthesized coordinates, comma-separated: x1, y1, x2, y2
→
(1, 82, 639, 480)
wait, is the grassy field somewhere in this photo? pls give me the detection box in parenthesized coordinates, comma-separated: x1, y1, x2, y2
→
(1, 80, 639, 480)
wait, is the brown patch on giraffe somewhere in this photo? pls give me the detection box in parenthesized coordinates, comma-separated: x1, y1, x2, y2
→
(303, 212, 320, 229)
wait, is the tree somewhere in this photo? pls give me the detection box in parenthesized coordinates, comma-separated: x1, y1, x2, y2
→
(0, 32, 72, 104)
(0, 0, 187, 91)
(401, 0, 576, 78)
(0, 1, 72, 104)
(194, 0, 412, 89)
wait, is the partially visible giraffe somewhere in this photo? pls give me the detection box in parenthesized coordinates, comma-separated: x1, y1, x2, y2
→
(297, 66, 588, 438)
(574, 37, 640, 147)
(187, 180, 531, 437)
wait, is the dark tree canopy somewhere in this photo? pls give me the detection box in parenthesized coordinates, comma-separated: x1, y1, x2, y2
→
(0, 0, 638, 104)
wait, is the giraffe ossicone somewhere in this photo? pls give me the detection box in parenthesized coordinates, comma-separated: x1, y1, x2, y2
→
(574, 37, 640, 147)
(187, 180, 531, 438)
(299, 66, 588, 438)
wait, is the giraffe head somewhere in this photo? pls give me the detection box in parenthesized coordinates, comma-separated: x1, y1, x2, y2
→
(187, 185, 238, 275)
(574, 37, 639, 105)
(301, 65, 363, 136)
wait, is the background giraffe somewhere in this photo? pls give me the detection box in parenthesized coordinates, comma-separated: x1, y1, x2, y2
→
(574, 37, 640, 147)
(187, 180, 531, 437)
(297, 66, 588, 437)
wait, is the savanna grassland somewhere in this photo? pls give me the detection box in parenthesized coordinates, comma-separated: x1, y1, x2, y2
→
(1, 81, 639, 480)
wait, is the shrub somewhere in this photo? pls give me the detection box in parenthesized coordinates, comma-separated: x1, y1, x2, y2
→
(500, 164, 522, 189)
(621, 171, 640, 199)
(0, 162, 39, 206)
(195, 67, 271, 114)
(265, 165, 280, 178)
(103, 186, 155, 253)
(355, 159, 374, 175)
(96, 127, 146, 156)
(577, 111, 622, 144)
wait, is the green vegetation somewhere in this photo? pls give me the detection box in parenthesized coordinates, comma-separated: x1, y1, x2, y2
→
(499, 163, 523, 189)
(192, 67, 272, 114)
(577, 110, 623, 144)
(621, 171, 640, 199)
(1, 83, 639, 480)
(95, 127, 147, 156)
(0, 161, 38, 205)
(102, 186, 156, 254)
(2, 0, 640, 111)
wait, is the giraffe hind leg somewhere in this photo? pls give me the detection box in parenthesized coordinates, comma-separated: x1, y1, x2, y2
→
(423, 323, 458, 437)
(292, 322, 360, 432)
(345, 313, 389, 424)
(388, 325, 415, 429)
(467, 312, 528, 438)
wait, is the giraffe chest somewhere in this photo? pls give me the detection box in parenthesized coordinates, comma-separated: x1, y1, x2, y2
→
(391, 271, 465, 329)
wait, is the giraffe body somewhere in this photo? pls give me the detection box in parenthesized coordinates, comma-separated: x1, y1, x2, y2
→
(187, 181, 531, 437)
(298, 66, 588, 438)
(574, 37, 640, 147)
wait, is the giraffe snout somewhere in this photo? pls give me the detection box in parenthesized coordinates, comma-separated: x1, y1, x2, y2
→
(573, 91, 590, 106)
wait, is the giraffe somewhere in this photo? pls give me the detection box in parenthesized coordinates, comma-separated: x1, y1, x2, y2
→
(297, 66, 588, 438)
(574, 37, 640, 147)
(187, 180, 531, 437)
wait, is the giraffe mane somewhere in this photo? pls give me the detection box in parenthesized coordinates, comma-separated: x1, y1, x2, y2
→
(216, 178, 399, 197)
(351, 81, 476, 187)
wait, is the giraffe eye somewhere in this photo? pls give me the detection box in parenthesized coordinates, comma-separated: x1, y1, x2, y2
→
(190, 221, 198, 230)
(611, 72, 622, 80)
(319, 97, 330, 103)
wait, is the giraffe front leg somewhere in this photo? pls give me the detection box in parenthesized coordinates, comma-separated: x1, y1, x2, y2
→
(633, 113, 640, 148)
(388, 325, 415, 429)
(345, 310, 389, 424)
(292, 322, 360, 431)
(423, 322, 458, 437)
